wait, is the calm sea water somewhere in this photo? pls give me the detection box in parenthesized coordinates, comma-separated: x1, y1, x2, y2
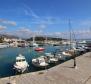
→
(0, 45, 68, 78)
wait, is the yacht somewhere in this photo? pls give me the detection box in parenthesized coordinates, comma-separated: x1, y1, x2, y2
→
(14, 54, 29, 73)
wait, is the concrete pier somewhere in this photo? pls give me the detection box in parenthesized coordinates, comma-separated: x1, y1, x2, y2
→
(0, 52, 91, 84)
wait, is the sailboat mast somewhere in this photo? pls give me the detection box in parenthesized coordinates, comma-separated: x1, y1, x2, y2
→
(33, 36, 35, 43)
(33, 34, 35, 43)
(45, 36, 47, 43)
(68, 19, 72, 49)
(68, 19, 77, 49)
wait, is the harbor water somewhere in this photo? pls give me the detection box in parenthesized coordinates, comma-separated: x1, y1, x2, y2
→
(0, 45, 70, 78)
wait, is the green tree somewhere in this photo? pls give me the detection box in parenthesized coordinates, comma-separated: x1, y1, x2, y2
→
(0, 37, 4, 43)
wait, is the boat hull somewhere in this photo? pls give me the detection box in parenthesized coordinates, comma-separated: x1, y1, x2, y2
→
(32, 62, 48, 68)
(35, 48, 45, 51)
(14, 66, 28, 73)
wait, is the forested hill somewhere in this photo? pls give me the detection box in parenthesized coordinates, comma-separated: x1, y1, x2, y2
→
(26, 36, 66, 41)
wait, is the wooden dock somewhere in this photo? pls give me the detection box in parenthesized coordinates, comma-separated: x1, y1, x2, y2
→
(0, 52, 91, 84)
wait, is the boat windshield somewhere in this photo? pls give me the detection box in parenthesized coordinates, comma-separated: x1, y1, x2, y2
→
(22, 59, 25, 61)
(39, 59, 45, 63)
(16, 59, 25, 62)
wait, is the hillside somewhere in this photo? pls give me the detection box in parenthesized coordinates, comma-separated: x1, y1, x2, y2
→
(26, 36, 66, 41)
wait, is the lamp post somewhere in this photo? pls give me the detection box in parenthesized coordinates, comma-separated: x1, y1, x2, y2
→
(73, 50, 77, 69)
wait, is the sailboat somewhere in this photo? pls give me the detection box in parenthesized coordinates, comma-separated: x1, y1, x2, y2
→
(62, 20, 76, 57)
(33, 36, 45, 51)
(30, 35, 38, 47)
(44, 34, 49, 46)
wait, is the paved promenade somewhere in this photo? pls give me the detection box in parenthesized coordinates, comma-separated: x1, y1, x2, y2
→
(0, 52, 91, 84)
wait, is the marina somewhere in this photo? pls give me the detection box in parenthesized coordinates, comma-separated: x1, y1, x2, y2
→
(0, 0, 91, 84)
(0, 45, 65, 78)
(0, 52, 91, 84)
(0, 43, 90, 78)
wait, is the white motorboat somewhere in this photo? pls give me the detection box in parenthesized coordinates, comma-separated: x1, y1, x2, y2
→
(56, 53, 62, 59)
(32, 56, 48, 67)
(0, 43, 9, 48)
(14, 54, 29, 73)
(55, 53, 66, 61)
(48, 56, 58, 63)
(30, 42, 38, 47)
(81, 45, 91, 52)
(73, 47, 85, 54)
(45, 53, 58, 63)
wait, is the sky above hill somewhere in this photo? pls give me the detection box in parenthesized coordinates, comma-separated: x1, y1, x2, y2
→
(0, 0, 91, 39)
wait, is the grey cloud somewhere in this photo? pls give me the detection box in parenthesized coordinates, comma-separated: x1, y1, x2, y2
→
(0, 25, 7, 30)
(0, 19, 16, 26)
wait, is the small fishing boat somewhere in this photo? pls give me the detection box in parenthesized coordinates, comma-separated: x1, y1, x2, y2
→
(84, 46, 91, 52)
(14, 54, 29, 73)
(55, 52, 66, 61)
(48, 56, 58, 63)
(32, 56, 48, 67)
(34, 47, 45, 51)
(45, 53, 58, 63)
(79, 45, 90, 52)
